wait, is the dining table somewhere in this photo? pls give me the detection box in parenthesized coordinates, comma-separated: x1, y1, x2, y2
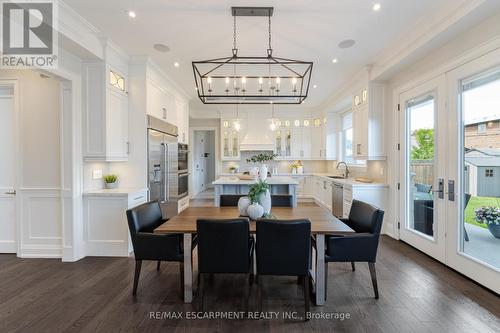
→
(154, 205, 355, 305)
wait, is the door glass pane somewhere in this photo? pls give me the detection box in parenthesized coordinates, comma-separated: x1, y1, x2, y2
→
(407, 95, 435, 238)
(461, 70, 500, 269)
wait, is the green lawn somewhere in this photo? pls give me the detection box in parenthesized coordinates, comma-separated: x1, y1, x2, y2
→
(464, 196, 500, 229)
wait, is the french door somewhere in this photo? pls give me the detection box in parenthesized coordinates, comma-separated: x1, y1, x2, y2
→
(399, 77, 447, 262)
(446, 49, 500, 294)
(399, 49, 500, 293)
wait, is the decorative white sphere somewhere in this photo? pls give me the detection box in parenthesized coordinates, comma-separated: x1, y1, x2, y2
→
(247, 202, 264, 220)
(238, 196, 251, 216)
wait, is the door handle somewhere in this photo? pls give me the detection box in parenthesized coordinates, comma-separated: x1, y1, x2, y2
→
(4, 190, 16, 195)
(430, 178, 445, 199)
(448, 180, 455, 201)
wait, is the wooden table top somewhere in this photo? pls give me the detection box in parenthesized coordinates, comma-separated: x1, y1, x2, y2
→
(154, 205, 354, 234)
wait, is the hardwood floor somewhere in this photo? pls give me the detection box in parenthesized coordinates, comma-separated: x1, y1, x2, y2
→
(1, 237, 499, 333)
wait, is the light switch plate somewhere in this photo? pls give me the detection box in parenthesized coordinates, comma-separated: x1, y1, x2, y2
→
(92, 169, 103, 179)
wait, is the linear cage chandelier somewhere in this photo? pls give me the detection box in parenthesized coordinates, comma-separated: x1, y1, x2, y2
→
(192, 7, 313, 105)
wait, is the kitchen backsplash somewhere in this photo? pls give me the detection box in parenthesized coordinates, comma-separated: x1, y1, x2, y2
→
(221, 151, 329, 174)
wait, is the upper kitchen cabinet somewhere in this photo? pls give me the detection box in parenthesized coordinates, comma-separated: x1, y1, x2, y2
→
(175, 99, 189, 144)
(144, 64, 189, 144)
(292, 119, 311, 159)
(274, 119, 292, 159)
(221, 119, 241, 161)
(83, 43, 130, 162)
(352, 82, 385, 160)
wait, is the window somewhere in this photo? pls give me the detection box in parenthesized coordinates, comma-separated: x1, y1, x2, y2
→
(109, 70, 125, 91)
(477, 123, 486, 134)
(341, 111, 365, 165)
(485, 169, 494, 177)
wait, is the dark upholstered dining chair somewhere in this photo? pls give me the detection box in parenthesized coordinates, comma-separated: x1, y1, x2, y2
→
(323, 200, 384, 299)
(256, 219, 311, 320)
(196, 218, 254, 312)
(126, 201, 196, 296)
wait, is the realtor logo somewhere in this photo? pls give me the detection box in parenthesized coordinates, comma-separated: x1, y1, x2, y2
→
(1, 0, 58, 68)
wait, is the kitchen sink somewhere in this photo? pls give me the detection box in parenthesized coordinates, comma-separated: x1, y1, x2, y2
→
(328, 176, 346, 179)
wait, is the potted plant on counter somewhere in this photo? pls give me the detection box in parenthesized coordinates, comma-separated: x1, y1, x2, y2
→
(104, 174, 119, 189)
(475, 206, 500, 239)
(246, 153, 277, 181)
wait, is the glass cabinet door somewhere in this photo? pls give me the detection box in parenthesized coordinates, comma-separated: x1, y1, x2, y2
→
(231, 130, 239, 158)
(275, 130, 282, 157)
(223, 130, 229, 157)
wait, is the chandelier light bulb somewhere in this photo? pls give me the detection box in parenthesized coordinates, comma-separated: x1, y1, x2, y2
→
(270, 122, 276, 131)
(234, 121, 241, 131)
(276, 77, 281, 85)
(225, 77, 230, 84)
(259, 77, 263, 84)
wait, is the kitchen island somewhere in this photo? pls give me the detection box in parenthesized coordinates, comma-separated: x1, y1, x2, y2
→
(212, 176, 299, 207)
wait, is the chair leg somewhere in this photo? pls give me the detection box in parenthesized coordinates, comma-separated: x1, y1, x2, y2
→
(464, 226, 470, 242)
(199, 273, 205, 311)
(156, 261, 161, 271)
(324, 262, 328, 301)
(303, 275, 310, 321)
(368, 262, 379, 299)
(257, 275, 263, 313)
(244, 274, 251, 316)
(179, 262, 184, 297)
(132, 260, 142, 296)
(351, 262, 355, 271)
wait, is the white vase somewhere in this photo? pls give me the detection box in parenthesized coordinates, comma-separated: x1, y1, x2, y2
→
(105, 182, 118, 189)
(249, 167, 259, 178)
(247, 203, 264, 220)
(259, 164, 268, 181)
(238, 196, 251, 216)
(258, 189, 272, 215)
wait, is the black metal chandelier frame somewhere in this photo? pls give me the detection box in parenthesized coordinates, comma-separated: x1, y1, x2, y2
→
(192, 7, 313, 105)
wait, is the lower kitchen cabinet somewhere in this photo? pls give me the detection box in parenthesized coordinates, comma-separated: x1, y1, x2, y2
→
(83, 189, 147, 257)
(340, 184, 387, 218)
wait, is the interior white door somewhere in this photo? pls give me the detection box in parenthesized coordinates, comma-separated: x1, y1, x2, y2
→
(0, 89, 17, 253)
(445, 48, 500, 294)
(193, 131, 207, 194)
(398, 76, 447, 262)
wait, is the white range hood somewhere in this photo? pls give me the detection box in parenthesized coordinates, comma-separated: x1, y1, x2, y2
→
(239, 113, 275, 151)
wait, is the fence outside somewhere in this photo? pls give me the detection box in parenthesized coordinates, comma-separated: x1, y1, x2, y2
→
(411, 160, 433, 186)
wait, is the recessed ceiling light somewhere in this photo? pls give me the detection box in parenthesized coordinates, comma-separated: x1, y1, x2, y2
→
(127, 10, 136, 18)
(153, 43, 170, 52)
(313, 84, 317, 88)
(332, 58, 338, 63)
(338, 40, 356, 49)
(372, 3, 381, 11)
(174, 62, 180, 67)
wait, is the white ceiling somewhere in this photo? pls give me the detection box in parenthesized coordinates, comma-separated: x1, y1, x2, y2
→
(65, 0, 474, 111)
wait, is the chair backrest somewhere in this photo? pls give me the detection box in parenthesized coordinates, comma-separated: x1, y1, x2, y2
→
(348, 200, 385, 234)
(256, 219, 311, 276)
(126, 201, 163, 235)
(197, 218, 251, 274)
(464, 193, 471, 209)
(416, 183, 432, 193)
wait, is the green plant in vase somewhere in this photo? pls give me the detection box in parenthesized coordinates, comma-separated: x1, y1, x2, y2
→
(104, 174, 119, 189)
(248, 179, 271, 216)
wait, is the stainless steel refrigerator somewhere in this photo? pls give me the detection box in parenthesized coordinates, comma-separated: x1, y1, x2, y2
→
(147, 115, 179, 219)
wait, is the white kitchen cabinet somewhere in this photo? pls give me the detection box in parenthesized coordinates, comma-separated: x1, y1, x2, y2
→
(274, 120, 293, 159)
(291, 120, 311, 159)
(310, 118, 324, 160)
(292, 175, 315, 199)
(175, 99, 189, 144)
(83, 61, 129, 162)
(313, 176, 332, 209)
(341, 183, 387, 218)
(221, 119, 240, 161)
(83, 189, 147, 257)
(352, 83, 385, 160)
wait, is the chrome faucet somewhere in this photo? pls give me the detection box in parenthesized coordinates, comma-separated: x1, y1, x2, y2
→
(336, 161, 350, 179)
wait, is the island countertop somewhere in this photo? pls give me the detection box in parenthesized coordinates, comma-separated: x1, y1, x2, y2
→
(212, 176, 299, 185)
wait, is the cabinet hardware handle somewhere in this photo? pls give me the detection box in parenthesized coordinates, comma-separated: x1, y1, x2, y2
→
(133, 195, 144, 200)
(127, 142, 130, 154)
(4, 190, 16, 195)
(357, 144, 361, 155)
